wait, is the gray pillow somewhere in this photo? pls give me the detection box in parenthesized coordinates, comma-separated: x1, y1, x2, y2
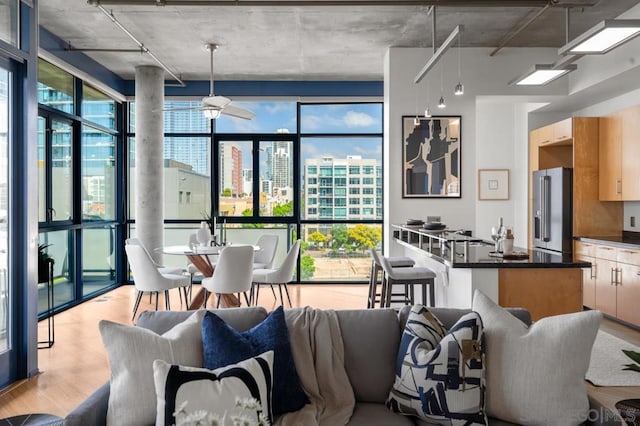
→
(472, 290, 601, 425)
(99, 310, 205, 426)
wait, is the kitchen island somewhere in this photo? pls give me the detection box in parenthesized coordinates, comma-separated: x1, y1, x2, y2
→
(392, 224, 590, 320)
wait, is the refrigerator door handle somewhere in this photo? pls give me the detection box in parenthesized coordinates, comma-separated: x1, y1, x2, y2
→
(542, 175, 551, 242)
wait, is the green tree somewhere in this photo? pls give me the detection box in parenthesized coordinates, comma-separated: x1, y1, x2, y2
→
(273, 201, 293, 217)
(222, 188, 232, 197)
(300, 254, 315, 280)
(348, 224, 382, 252)
(330, 224, 348, 250)
(308, 231, 328, 248)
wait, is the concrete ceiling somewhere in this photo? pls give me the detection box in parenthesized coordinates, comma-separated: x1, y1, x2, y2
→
(39, 0, 640, 81)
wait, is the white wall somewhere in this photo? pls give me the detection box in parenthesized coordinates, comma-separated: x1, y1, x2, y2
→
(384, 47, 562, 253)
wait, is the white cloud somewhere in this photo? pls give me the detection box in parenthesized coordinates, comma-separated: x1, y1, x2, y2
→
(301, 115, 323, 131)
(343, 111, 375, 128)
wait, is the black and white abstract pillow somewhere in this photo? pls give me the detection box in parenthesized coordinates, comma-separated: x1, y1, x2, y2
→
(387, 306, 487, 425)
(153, 351, 273, 426)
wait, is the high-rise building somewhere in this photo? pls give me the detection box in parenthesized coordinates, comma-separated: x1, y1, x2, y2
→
(220, 143, 242, 196)
(242, 168, 253, 196)
(272, 141, 291, 191)
(304, 155, 381, 221)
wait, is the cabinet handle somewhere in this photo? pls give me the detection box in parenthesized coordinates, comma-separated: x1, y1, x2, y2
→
(590, 264, 596, 279)
(620, 250, 638, 254)
(610, 268, 616, 285)
(616, 180, 622, 194)
(616, 268, 621, 285)
(599, 247, 613, 250)
(556, 135, 568, 140)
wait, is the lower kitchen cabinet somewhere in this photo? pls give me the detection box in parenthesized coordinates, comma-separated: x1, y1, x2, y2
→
(576, 254, 596, 309)
(595, 257, 618, 317)
(617, 262, 640, 325)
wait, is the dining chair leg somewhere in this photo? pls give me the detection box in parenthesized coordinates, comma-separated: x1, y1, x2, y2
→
(149, 292, 152, 304)
(178, 287, 183, 305)
(429, 279, 435, 307)
(182, 287, 189, 307)
(243, 292, 251, 307)
(277, 284, 285, 306)
(254, 284, 260, 306)
(203, 289, 208, 308)
(216, 294, 222, 309)
(132, 291, 143, 321)
(269, 285, 277, 299)
(155, 292, 159, 311)
(165, 290, 171, 310)
(283, 283, 292, 307)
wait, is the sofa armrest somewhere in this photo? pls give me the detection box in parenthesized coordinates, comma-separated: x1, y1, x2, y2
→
(64, 382, 110, 426)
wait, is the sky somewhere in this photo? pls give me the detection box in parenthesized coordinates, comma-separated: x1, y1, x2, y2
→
(215, 102, 383, 168)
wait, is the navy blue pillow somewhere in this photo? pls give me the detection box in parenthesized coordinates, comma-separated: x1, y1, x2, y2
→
(202, 306, 308, 417)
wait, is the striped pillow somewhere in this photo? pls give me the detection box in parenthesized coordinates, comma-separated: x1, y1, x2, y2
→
(153, 351, 273, 426)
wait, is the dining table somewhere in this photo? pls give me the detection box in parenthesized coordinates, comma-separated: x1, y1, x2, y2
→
(159, 244, 259, 309)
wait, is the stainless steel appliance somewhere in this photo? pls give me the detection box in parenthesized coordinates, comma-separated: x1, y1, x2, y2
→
(533, 167, 573, 254)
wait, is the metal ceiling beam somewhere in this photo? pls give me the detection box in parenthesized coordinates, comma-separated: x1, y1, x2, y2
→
(489, 1, 553, 56)
(88, 0, 554, 6)
(414, 24, 462, 83)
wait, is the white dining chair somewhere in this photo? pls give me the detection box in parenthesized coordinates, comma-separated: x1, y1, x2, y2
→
(125, 244, 191, 321)
(201, 245, 255, 308)
(252, 239, 300, 307)
(253, 234, 279, 269)
(125, 238, 184, 275)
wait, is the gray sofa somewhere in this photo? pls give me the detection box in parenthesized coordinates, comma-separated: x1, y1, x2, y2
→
(64, 306, 617, 426)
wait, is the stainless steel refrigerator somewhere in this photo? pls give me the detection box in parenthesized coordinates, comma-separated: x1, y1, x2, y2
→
(532, 167, 573, 254)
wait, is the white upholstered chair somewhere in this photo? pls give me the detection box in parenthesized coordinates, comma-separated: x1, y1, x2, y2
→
(125, 244, 191, 321)
(253, 234, 279, 269)
(201, 245, 255, 308)
(252, 240, 300, 307)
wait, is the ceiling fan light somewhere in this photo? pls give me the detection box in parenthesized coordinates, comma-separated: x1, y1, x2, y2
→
(203, 109, 221, 119)
(438, 96, 446, 109)
(454, 82, 464, 96)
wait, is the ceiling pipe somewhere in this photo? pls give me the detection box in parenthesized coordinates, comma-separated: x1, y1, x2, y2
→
(88, 3, 186, 87)
(489, 1, 553, 56)
(88, 0, 555, 6)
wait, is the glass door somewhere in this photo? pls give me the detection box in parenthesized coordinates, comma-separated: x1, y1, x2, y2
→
(38, 113, 76, 314)
(0, 63, 13, 386)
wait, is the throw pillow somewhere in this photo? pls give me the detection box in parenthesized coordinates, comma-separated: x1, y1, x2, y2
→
(153, 351, 274, 426)
(472, 290, 602, 425)
(202, 305, 308, 417)
(99, 310, 205, 426)
(387, 305, 487, 425)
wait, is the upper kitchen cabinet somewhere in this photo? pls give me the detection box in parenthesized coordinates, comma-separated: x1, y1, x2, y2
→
(599, 105, 640, 201)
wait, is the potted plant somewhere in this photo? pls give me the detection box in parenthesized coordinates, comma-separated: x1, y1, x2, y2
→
(38, 243, 54, 283)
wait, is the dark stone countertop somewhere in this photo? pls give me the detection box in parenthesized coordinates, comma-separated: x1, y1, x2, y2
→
(575, 233, 640, 250)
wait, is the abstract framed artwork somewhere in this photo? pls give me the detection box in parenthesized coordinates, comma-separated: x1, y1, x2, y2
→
(402, 116, 461, 198)
(478, 169, 509, 200)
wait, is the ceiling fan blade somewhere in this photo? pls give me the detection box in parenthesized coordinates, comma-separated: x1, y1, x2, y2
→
(203, 96, 231, 108)
(158, 106, 201, 112)
(221, 104, 256, 120)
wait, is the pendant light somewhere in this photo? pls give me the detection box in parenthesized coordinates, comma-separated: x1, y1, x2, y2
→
(424, 74, 432, 118)
(438, 63, 446, 109)
(413, 89, 421, 126)
(454, 33, 464, 96)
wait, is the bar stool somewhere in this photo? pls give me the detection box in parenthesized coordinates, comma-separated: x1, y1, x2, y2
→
(367, 250, 415, 308)
(370, 249, 436, 308)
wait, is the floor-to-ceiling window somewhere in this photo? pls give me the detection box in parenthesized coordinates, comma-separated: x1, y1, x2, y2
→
(298, 103, 383, 282)
(126, 100, 382, 282)
(38, 59, 122, 315)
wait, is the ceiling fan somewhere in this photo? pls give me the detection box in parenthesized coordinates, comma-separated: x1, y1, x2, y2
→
(162, 43, 255, 120)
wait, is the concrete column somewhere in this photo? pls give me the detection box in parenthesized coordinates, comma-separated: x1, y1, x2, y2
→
(135, 65, 164, 263)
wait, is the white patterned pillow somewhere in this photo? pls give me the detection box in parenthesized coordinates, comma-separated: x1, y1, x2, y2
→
(153, 351, 274, 426)
(387, 305, 487, 425)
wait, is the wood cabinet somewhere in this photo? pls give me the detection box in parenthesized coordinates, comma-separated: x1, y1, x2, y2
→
(529, 117, 622, 249)
(599, 105, 640, 201)
(598, 114, 622, 201)
(580, 241, 640, 326)
(574, 241, 595, 308)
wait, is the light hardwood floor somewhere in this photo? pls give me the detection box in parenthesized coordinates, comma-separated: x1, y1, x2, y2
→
(1, 284, 639, 420)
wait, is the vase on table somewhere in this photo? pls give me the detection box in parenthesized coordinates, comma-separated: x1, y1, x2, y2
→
(197, 221, 211, 246)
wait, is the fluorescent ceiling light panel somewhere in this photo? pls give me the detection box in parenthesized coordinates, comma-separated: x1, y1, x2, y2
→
(510, 64, 577, 86)
(559, 19, 640, 55)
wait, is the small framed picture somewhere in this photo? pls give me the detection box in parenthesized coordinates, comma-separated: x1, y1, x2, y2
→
(478, 169, 509, 200)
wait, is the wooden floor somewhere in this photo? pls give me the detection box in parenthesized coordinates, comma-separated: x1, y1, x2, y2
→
(0, 284, 639, 420)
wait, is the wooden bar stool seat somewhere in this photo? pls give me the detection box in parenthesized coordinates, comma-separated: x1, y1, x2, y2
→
(367, 254, 415, 308)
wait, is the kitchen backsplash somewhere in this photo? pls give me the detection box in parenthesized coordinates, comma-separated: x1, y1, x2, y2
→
(624, 201, 640, 232)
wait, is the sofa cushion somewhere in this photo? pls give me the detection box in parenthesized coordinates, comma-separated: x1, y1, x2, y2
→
(153, 351, 273, 426)
(136, 306, 268, 334)
(348, 402, 415, 426)
(336, 309, 401, 404)
(472, 290, 601, 425)
(99, 310, 205, 426)
(202, 306, 308, 417)
(388, 306, 487, 425)
(398, 306, 532, 330)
